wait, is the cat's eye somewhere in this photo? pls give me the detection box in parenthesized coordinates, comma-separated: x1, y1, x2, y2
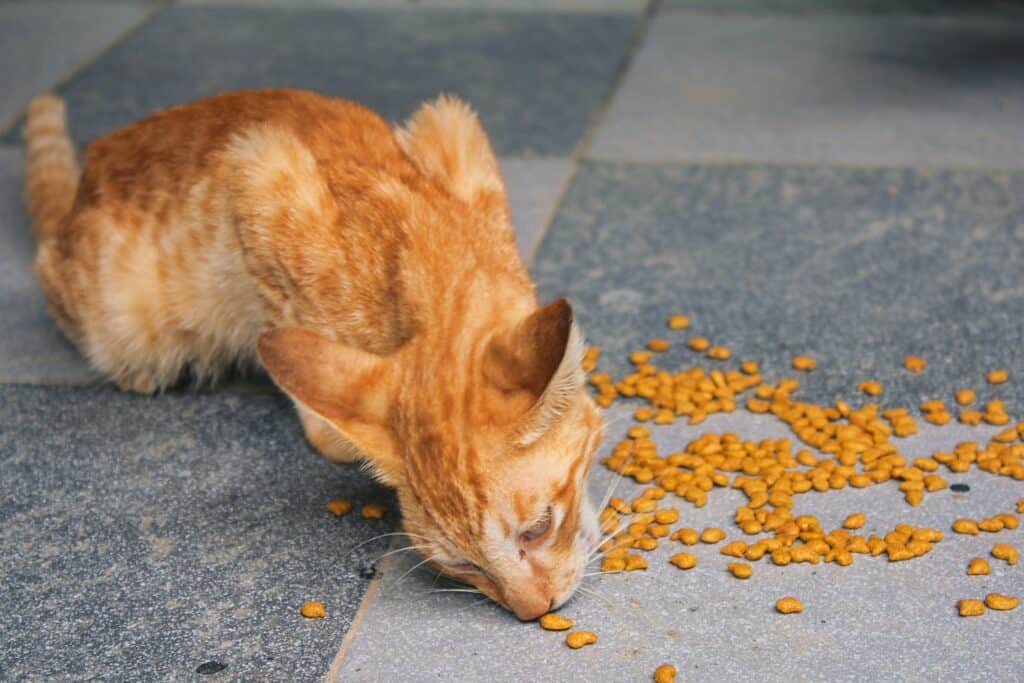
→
(450, 561, 483, 574)
(522, 509, 552, 543)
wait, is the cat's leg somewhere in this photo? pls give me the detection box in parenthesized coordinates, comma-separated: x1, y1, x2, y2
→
(296, 404, 362, 463)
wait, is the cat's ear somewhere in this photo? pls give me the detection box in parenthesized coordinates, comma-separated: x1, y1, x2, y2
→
(257, 328, 401, 481)
(395, 94, 508, 218)
(482, 298, 586, 446)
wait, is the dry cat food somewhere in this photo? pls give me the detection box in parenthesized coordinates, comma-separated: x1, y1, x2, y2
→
(903, 355, 927, 373)
(653, 663, 677, 683)
(669, 552, 697, 570)
(967, 558, 991, 575)
(775, 597, 803, 614)
(958, 599, 986, 617)
(991, 543, 1019, 565)
(360, 503, 387, 519)
(565, 631, 598, 649)
(984, 593, 1019, 611)
(300, 601, 326, 619)
(792, 355, 816, 371)
(727, 562, 753, 579)
(539, 613, 574, 631)
(325, 498, 352, 517)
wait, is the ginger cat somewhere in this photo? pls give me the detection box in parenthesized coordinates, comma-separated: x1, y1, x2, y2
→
(23, 88, 604, 620)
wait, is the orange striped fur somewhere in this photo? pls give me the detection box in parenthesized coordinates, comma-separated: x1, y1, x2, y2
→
(24, 89, 603, 619)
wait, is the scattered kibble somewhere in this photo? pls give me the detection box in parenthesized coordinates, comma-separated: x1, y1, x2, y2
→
(952, 519, 980, 535)
(686, 336, 709, 352)
(669, 552, 697, 570)
(648, 338, 671, 352)
(325, 499, 352, 517)
(300, 601, 326, 619)
(728, 562, 753, 579)
(700, 528, 727, 544)
(955, 388, 976, 406)
(904, 356, 927, 373)
(987, 369, 1008, 384)
(792, 356, 816, 371)
(958, 599, 986, 617)
(361, 503, 387, 519)
(625, 554, 649, 571)
(565, 631, 598, 649)
(857, 380, 882, 396)
(775, 597, 803, 614)
(653, 663, 677, 683)
(539, 613, 574, 631)
(707, 346, 731, 360)
(992, 543, 1019, 565)
(667, 314, 690, 330)
(843, 513, 865, 530)
(967, 558, 991, 575)
(985, 593, 1019, 611)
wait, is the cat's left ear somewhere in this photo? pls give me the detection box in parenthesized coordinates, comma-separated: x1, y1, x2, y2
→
(257, 328, 402, 482)
(482, 298, 586, 446)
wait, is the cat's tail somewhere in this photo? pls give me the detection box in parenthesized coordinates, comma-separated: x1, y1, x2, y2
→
(24, 94, 79, 242)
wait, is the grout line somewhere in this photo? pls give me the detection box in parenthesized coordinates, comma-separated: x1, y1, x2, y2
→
(323, 548, 395, 682)
(577, 154, 1024, 174)
(0, 1, 172, 140)
(524, 0, 661, 268)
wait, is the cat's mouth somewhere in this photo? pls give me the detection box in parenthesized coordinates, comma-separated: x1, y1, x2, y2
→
(427, 559, 556, 621)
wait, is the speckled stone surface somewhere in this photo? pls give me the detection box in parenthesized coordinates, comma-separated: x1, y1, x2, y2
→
(0, 385, 393, 681)
(0, 6, 638, 156)
(335, 405, 1023, 681)
(666, 0, 1024, 13)
(0, 1, 153, 134)
(184, 0, 647, 10)
(0, 148, 101, 385)
(0, 149, 568, 385)
(533, 161, 1024, 416)
(588, 12, 1024, 166)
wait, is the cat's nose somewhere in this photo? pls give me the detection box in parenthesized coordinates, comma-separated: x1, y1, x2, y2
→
(509, 593, 553, 621)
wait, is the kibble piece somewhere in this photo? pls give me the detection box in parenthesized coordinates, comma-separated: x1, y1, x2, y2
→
(634, 537, 658, 551)
(843, 513, 866, 530)
(775, 597, 804, 614)
(953, 519, 980, 535)
(673, 528, 699, 545)
(669, 552, 697, 570)
(325, 499, 352, 517)
(300, 601, 326, 619)
(654, 663, 677, 683)
(700, 528, 727, 544)
(741, 360, 759, 375)
(967, 558, 991, 575)
(978, 517, 1004, 533)
(707, 345, 731, 360)
(361, 503, 387, 519)
(687, 336, 710, 352)
(721, 540, 748, 557)
(987, 369, 1009, 384)
(857, 380, 882, 396)
(565, 631, 598, 649)
(958, 599, 986, 617)
(728, 562, 753, 579)
(792, 355, 816, 371)
(667, 314, 690, 330)
(625, 554, 649, 571)
(992, 543, 1019, 565)
(959, 410, 983, 426)
(601, 557, 626, 572)
(654, 509, 680, 524)
(648, 338, 671, 352)
(540, 613, 574, 631)
(1019, 499, 1024, 514)
(984, 593, 1019, 611)
(904, 356, 927, 373)
(955, 388, 976, 406)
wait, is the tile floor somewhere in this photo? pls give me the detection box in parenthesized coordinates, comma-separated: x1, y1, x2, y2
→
(1, 1, 1021, 681)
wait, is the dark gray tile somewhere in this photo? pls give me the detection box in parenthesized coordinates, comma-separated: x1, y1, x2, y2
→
(0, 385, 393, 681)
(1, 6, 638, 156)
(590, 12, 1024, 166)
(501, 158, 576, 261)
(533, 162, 1024, 415)
(0, 2, 153, 133)
(666, 0, 1024, 13)
(0, 149, 101, 384)
(185, 0, 646, 10)
(335, 406, 1024, 681)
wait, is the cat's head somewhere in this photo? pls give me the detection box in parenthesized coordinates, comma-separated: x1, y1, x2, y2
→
(258, 299, 604, 620)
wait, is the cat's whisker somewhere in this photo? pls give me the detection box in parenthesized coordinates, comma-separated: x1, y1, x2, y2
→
(343, 531, 432, 557)
(392, 555, 440, 587)
(374, 543, 432, 563)
(428, 588, 483, 595)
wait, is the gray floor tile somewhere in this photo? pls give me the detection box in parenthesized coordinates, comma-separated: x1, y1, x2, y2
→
(502, 158, 576, 261)
(666, 0, 1024, 13)
(0, 149, 100, 385)
(532, 161, 1024, 415)
(183, 0, 647, 10)
(0, 385, 392, 681)
(0, 2, 153, 134)
(1, 6, 637, 156)
(334, 405, 1023, 681)
(589, 12, 1024, 167)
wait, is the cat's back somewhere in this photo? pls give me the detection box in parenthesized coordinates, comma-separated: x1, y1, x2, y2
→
(79, 88, 415, 208)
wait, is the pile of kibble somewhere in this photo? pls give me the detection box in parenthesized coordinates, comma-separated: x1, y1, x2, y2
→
(537, 313, 1020, 682)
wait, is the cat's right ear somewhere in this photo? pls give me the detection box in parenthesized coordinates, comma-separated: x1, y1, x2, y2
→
(257, 328, 401, 481)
